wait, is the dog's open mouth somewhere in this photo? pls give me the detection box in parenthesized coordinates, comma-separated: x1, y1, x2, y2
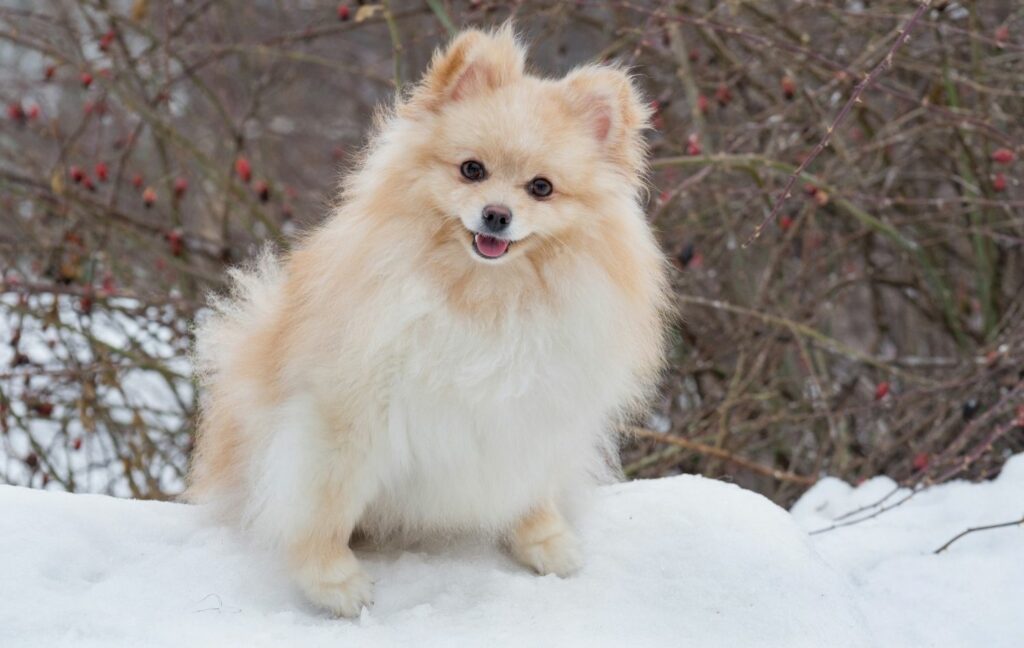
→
(472, 233, 511, 259)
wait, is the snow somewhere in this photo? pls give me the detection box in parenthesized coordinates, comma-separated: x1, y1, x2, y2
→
(791, 453, 1024, 647)
(1, 475, 870, 648)
(4, 457, 1022, 647)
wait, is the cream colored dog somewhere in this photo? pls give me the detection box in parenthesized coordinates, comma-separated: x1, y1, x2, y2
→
(189, 25, 668, 617)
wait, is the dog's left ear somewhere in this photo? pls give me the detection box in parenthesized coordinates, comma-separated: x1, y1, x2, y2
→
(562, 66, 651, 174)
(404, 25, 525, 115)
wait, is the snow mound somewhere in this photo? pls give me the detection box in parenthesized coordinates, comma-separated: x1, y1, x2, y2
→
(0, 475, 869, 647)
(792, 454, 1024, 647)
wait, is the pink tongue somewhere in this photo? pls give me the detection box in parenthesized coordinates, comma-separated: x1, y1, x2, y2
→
(474, 234, 510, 258)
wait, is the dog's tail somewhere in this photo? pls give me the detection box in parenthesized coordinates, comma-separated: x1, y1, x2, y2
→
(186, 248, 285, 507)
(192, 248, 284, 385)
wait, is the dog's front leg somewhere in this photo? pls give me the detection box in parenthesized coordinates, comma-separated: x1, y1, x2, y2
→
(273, 424, 376, 618)
(508, 500, 583, 577)
(289, 515, 373, 618)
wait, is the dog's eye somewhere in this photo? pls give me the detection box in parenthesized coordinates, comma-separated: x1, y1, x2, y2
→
(460, 160, 487, 182)
(527, 177, 553, 199)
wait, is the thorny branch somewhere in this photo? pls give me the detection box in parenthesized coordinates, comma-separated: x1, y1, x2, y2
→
(744, 0, 934, 247)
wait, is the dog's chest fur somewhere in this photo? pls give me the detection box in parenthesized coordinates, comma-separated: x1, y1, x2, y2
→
(357, 268, 633, 536)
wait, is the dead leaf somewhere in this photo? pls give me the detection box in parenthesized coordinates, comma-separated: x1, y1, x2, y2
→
(355, 4, 383, 23)
(131, 0, 149, 22)
(51, 168, 64, 195)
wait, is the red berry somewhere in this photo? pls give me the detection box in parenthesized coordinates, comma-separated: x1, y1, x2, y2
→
(174, 176, 188, 197)
(803, 183, 819, 196)
(131, 173, 143, 189)
(165, 229, 184, 257)
(991, 148, 1015, 164)
(7, 102, 25, 122)
(1016, 405, 1024, 428)
(235, 155, 252, 183)
(82, 176, 96, 192)
(101, 272, 116, 296)
(81, 71, 93, 88)
(72, 437, 83, 451)
(26, 104, 40, 120)
(99, 30, 115, 52)
(994, 25, 1009, 46)
(912, 452, 929, 471)
(32, 402, 53, 418)
(649, 99, 664, 129)
(714, 83, 732, 107)
(779, 214, 794, 231)
(44, 65, 56, 81)
(337, 3, 350, 20)
(79, 293, 93, 314)
(992, 173, 1007, 192)
(142, 186, 157, 207)
(874, 381, 890, 400)
(253, 180, 270, 203)
(781, 75, 797, 100)
(94, 161, 109, 182)
(685, 133, 701, 156)
(697, 94, 709, 114)
(688, 47, 700, 63)
(70, 166, 85, 183)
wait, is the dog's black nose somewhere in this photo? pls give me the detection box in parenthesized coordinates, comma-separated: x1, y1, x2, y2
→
(481, 204, 512, 233)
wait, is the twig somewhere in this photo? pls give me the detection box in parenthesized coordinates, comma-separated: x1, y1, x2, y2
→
(627, 426, 817, 486)
(425, 0, 457, 37)
(933, 516, 1024, 554)
(382, 0, 404, 92)
(809, 487, 919, 535)
(743, 0, 933, 247)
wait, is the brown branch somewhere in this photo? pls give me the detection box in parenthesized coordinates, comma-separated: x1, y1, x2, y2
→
(809, 487, 919, 535)
(627, 426, 817, 486)
(933, 516, 1024, 554)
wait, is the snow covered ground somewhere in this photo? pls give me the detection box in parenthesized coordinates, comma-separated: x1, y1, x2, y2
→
(2, 457, 1021, 647)
(792, 453, 1024, 647)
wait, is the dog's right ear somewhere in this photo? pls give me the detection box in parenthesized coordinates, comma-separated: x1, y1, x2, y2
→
(403, 25, 525, 115)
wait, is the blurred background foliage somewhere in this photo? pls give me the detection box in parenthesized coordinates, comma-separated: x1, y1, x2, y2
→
(1, 0, 1022, 504)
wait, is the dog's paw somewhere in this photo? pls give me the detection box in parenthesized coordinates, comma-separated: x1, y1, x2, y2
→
(511, 527, 584, 577)
(297, 559, 374, 618)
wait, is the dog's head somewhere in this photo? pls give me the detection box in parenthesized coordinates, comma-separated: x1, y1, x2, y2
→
(385, 26, 650, 266)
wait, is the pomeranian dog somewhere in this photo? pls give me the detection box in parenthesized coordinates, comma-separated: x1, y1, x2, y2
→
(189, 25, 668, 617)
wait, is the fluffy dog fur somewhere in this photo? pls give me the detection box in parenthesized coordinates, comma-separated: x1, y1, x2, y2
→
(189, 26, 668, 618)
